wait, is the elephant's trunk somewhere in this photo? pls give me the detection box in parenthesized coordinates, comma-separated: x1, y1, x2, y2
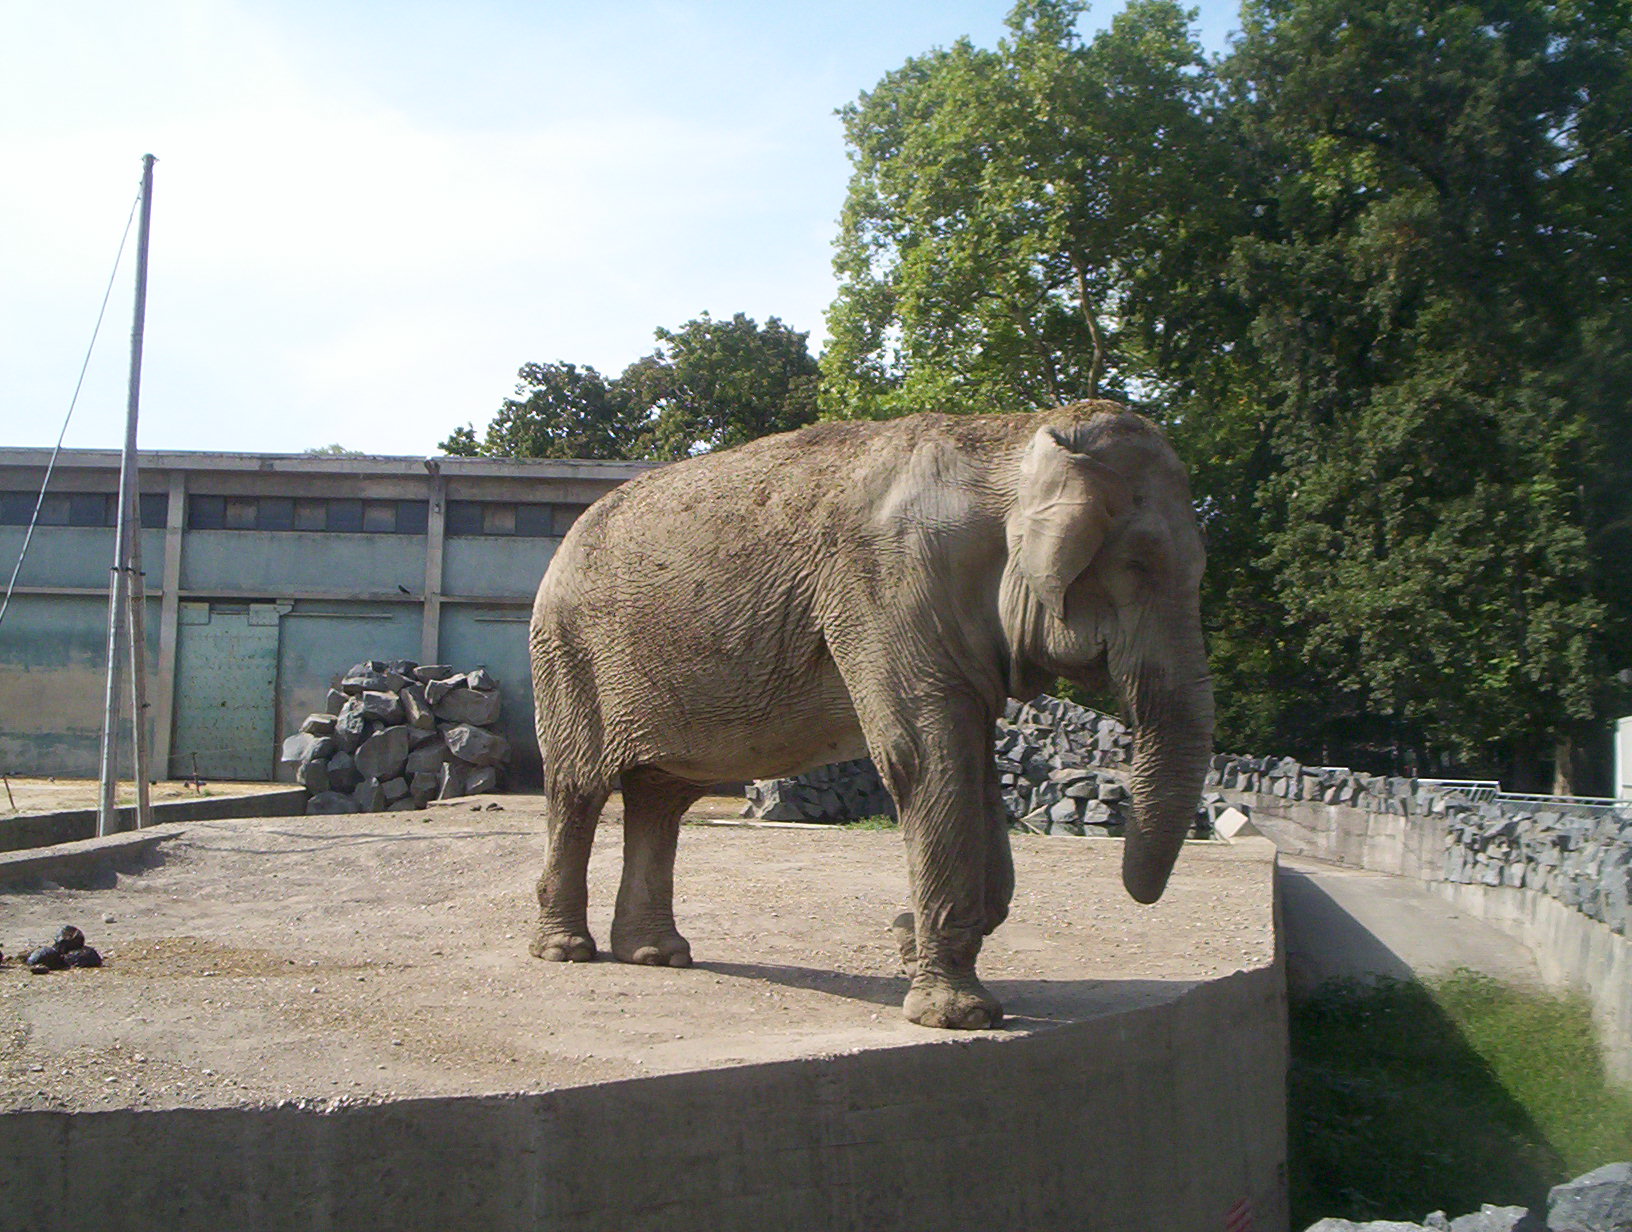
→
(1115, 633, 1215, 905)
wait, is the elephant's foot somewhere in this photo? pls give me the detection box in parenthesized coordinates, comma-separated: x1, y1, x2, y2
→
(530, 928, 597, 963)
(610, 925, 692, 968)
(891, 911, 918, 977)
(902, 973, 1003, 1030)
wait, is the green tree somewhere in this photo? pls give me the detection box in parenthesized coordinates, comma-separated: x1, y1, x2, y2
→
(619, 312, 820, 459)
(439, 362, 642, 460)
(1203, 0, 1631, 783)
(823, 0, 1221, 419)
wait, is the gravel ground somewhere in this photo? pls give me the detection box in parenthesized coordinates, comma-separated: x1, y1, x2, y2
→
(0, 795, 1275, 1114)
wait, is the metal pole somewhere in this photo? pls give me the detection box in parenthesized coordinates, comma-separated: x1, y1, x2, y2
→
(127, 483, 153, 828)
(97, 154, 155, 838)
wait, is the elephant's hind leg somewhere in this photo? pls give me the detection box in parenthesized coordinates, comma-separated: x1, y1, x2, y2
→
(532, 784, 609, 962)
(611, 767, 704, 968)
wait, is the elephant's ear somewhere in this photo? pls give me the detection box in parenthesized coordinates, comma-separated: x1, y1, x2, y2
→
(1013, 426, 1128, 620)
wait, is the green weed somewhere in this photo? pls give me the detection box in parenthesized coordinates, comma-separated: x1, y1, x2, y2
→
(1290, 970, 1632, 1226)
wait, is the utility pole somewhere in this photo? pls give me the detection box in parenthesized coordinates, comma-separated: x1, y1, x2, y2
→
(97, 154, 156, 837)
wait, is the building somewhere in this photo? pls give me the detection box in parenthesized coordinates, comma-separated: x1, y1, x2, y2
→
(0, 447, 653, 783)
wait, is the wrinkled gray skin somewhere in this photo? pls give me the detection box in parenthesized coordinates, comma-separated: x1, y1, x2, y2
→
(529, 401, 1214, 1029)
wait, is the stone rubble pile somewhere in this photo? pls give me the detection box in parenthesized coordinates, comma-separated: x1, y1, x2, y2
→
(280, 659, 511, 815)
(1302, 1159, 1632, 1232)
(744, 694, 1213, 838)
(1207, 752, 1632, 937)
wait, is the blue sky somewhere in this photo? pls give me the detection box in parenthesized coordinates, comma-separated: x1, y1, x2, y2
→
(1, 1, 1242, 455)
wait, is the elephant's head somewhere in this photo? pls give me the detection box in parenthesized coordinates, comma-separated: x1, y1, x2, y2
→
(998, 407, 1215, 905)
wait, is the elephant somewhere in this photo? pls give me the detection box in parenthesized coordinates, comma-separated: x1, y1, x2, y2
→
(527, 399, 1214, 1030)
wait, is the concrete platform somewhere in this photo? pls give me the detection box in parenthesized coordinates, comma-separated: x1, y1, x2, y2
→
(0, 799, 1286, 1231)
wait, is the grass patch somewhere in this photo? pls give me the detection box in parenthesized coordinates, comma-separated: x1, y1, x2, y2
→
(841, 814, 898, 831)
(1290, 970, 1632, 1227)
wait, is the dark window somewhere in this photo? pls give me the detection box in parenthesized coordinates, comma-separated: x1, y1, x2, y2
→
(224, 497, 258, 530)
(37, 495, 70, 525)
(258, 497, 294, 531)
(294, 499, 326, 531)
(446, 501, 483, 535)
(514, 503, 552, 537)
(188, 495, 225, 529)
(482, 504, 516, 535)
(396, 501, 428, 535)
(0, 492, 34, 524)
(553, 504, 589, 535)
(138, 493, 169, 528)
(327, 499, 363, 532)
(68, 493, 112, 526)
(363, 501, 397, 533)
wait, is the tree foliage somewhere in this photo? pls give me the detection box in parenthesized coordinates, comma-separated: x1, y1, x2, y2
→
(441, 314, 819, 463)
(823, 0, 1222, 418)
(826, 0, 1632, 785)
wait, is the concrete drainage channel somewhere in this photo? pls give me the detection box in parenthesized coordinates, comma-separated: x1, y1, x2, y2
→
(0, 803, 1289, 1232)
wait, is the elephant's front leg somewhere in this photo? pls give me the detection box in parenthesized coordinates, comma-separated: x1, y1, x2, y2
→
(887, 708, 1006, 1030)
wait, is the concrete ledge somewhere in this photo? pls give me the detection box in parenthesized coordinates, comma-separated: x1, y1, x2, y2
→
(0, 810, 1287, 1231)
(1429, 879, 1632, 1089)
(0, 962, 1286, 1232)
(0, 825, 181, 889)
(0, 788, 307, 854)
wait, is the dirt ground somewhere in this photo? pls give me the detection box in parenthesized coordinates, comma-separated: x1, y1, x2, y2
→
(0, 795, 1275, 1115)
(0, 776, 290, 819)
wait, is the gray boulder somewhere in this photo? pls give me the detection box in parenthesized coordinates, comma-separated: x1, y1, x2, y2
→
(434, 686, 501, 726)
(438, 761, 469, 800)
(401, 684, 436, 730)
(406, 738, 450, 776)
(424, 676, 464, 705)
(334, 700, 368, 748)
(327, 750, 360, 792)
(410, 771, 440, 803)
(445, 722, 509, 767)
(324, 687, 348, 713)
(280, 731, 336, 765)
(381, 776, 411, 804)
(296, 757, 330, 793)
(306, 791, 358, 815)
(466, 667, 498, 692)
(300, 713, 337, 736)
(412, 664, 457, 683)
(466, 765, 499, 794)
(1449, 1206, 1536, 1232)
(355, 725, 411, 781)
(354, 777, 386, 813)
(1547, 1162, 1632, 1232)
(358, 689, 405, 725)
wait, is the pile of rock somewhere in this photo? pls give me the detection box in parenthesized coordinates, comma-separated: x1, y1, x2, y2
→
(1208, 751, 1632, 936)
(1303, 1160, 1631, 1231)
(1442, 799, 1631, 936)
(743, 695, 1211, 838)
(744, 758, 894, 822)
(281, 660, 511, 815)
(1207, 753, 1423, 812)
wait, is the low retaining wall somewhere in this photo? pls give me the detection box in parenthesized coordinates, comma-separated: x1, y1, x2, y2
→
(0, 788, 308, 854)
(0, 961, 1287, 1232)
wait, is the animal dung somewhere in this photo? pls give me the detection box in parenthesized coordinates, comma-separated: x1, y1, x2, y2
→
(16, 924, 101, 974)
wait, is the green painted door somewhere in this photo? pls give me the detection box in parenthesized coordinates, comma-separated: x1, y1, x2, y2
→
(170, 602, 281, 781)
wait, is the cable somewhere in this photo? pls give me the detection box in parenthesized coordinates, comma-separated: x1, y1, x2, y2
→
(0, 186, 143, 629)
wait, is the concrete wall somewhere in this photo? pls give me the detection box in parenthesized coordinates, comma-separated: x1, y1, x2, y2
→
(0, 594, 161, 777)
(0, 962, 1288, 1232)
(0, 789, 307, 856)
(0, 448, 651, 782)
(1227, 786, 1632, 1090)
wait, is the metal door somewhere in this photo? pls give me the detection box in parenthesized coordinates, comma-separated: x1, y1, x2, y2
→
(169, 602, 281, 780)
